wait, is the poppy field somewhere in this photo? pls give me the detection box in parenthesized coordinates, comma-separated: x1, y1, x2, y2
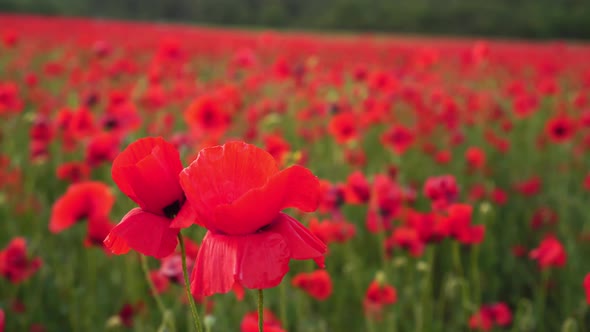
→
(2, 14, 590, 332)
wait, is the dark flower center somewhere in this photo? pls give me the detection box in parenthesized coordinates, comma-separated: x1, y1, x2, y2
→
(163, 200, 182, 219)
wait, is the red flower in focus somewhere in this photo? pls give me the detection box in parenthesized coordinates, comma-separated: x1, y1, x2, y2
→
(529, 235, 567, 269)
(584, 273, 590, 305)
(364, 280, 397, 319)
(241, 309, 285, 332)
(50, 182, 115, 244)
(104, 137, 190, 258)
(545, 115, 575, 143)
(0, 237, 42, 284)
(292, 270, 333, 300)
(469, 303, 512, 331)
(176, 141, 326, 297)
(423, 175, 459, 210)
(381, 125, 414, 155)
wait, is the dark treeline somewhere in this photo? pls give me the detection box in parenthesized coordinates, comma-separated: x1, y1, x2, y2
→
(1, 0, 590, 39)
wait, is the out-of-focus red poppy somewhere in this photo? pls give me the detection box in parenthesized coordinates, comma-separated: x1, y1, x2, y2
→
(529, 235, 567, 269)
(584, 273, 590, 305)
(423, 175, 459, 210)
(530, 207, 558, 230)
(442, 204, 485, 245)
(240, 309, 285, 332)
(385, 227, 425, 257)
(176, 141, 326, 297)
(328, 112, 358, 144)
(364, 280, 397, 319)
(514, 176, 542, 197)
(343, 170, 371, 204)
(0, 308, 4, 332)
(185, 94, 230, 135)
(468, 303, 512, 331)
(465, 147, 486, 170)
(381, 125, 414, 155)
(56, 161, 90, 183)
(545, 115, 576, 144)
(292, 270, 333, 300)
(0, 237, 42, 284)
(85, 132, 122, 167)
(50, 181, 114, 234)
(309, 218, 356, 245)
(104, 137, 190, 258)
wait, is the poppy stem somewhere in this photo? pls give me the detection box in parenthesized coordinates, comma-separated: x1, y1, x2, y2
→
(139, 254, 173, 331)
(179, 233, 203, 332)
(258, 289, 264, 332)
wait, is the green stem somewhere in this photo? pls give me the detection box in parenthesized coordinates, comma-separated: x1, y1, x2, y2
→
(140, 254, 173, 331)
(179, 234, 203, 332)
(279, 280, 288, 329)
(258, 289, 264, 332)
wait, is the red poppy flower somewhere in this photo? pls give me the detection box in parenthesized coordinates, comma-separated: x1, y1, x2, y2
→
(529, 235, 567, 269)
(381, 125, 414, 155)
(0, 237, 42, 284)
(309, 218, 356, 245)
(85, 132, 121, 167)
(240, 309, 285, 332)
(465, 147, 486, 170)
(423, 175, 459, 210)
(545, 115, 576, 143)
(514, 176, 542, 197)
(328, 112, 358, 144)
(385, 227, 425, 257)
(292, 270, 333, 300)
(343, 170, 371, 204)
(0, 308, 4, 332)
(584, 273, 590, 305)
(56, 161, 90, 183)
(469, 303, 512, 331)
(364, 280, 397, 319)
(50, 181, 114, 233)
(176, 141, 326, 297)
(104, 137, 190, 259)
(184, 94, 230, 134)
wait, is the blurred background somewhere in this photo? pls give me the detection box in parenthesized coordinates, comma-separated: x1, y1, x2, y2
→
(1, 0, 590, 39)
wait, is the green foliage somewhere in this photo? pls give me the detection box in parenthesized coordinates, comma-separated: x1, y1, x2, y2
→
(2, 0, 590, 39)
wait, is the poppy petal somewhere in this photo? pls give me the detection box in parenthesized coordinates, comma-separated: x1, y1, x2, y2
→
(268, 213, 327, 268)
(212, 165, 320, 235)
(170, 201, 203, 228)
(191, 230, 290, 297)
(104, 208, 178, 258)
(180, 141, 279, 226)
(112, 137, 183, 214)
